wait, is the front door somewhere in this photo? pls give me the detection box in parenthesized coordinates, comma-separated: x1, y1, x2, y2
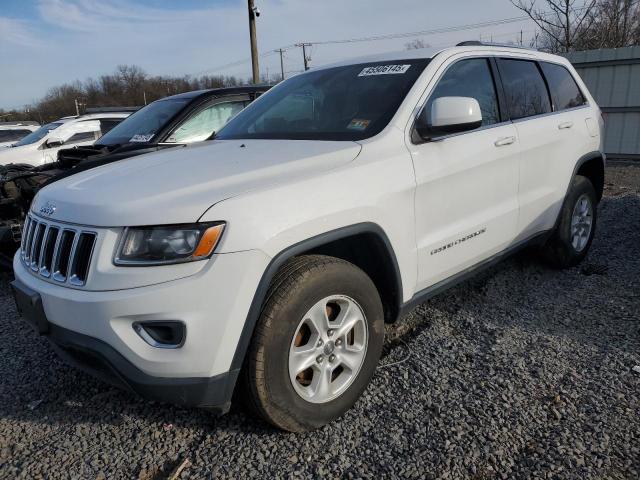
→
(408, 56, 521, 291)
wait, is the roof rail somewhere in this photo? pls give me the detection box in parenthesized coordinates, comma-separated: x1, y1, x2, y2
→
(84, 106, 141, 114)
(456, 40, 535, 51)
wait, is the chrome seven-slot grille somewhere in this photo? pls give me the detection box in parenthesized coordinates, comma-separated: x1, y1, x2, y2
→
(20, 214, 97, 287)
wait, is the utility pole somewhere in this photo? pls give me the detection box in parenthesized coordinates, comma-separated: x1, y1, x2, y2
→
(248, 0, 260, 84)
(276, 48, 285, 81)
(75, 98, 80, 116)
(296, 43, 312, 71)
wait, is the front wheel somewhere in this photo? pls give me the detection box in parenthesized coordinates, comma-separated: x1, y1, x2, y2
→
(542, 175, 598, 268)
(240, 255, 384, 432)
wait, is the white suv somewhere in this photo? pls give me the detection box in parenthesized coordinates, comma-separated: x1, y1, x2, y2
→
(12, 44, 604, 431)
(0, 111, 133, 166)
(0, 122, 40, 148)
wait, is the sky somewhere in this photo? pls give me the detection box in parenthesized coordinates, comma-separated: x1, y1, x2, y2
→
(0, 0, 537, 110)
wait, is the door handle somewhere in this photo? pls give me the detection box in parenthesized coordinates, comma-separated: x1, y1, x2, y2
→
(494, 136, 515, 147)
(558, 121, 574, 130)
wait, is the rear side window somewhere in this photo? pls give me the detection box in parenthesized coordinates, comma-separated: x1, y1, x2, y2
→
(540, 62, 586, 111)
(498, 59, 551, 120)
(426, 58, 500, 126)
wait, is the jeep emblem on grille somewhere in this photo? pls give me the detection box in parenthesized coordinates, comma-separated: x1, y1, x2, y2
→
(39, 202, 57, 217)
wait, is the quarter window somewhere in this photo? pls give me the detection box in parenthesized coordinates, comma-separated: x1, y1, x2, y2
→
(426, 58, 500, 127)
(498, 59, 551, 120)
(540, 62, 586, 111)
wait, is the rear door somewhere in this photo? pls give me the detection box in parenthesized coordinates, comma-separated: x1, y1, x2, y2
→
(497, 58, 592, 238)
(408, 56, 521, 291)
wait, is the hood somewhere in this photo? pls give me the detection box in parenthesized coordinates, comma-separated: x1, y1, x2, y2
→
(33, 139, 362, 227)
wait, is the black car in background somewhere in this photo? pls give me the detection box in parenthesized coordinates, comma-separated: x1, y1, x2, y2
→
(0, 85, 271, 265)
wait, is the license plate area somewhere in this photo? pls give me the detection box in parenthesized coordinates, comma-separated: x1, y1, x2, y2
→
(11, 279, 49, 334)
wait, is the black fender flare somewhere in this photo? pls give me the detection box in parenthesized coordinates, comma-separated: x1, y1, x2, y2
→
(552, 150, 605, 231)
(571, 150, 605, 196)
(228, 222, 403, 373)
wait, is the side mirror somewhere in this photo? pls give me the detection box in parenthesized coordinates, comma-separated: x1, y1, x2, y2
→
(415, 96, 483, 140)
(45, 138, 64, 148)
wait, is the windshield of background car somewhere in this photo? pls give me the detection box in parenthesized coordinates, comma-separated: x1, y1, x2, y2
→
(96, 98, 189, 145)
(0, 129, 32, 142)
(216, 59, 430, 141)
(12, 122, 63, 147)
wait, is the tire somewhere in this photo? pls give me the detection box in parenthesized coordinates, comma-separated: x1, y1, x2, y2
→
(542, 175, 598, 268)
(240, 254, 384, 432)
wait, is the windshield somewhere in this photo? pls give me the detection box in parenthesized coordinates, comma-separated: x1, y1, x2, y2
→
(13, 122, 63, 147)
(216, 59, 430, 141)
(167, 101, 246, 143)
(97, 98, 189, 146)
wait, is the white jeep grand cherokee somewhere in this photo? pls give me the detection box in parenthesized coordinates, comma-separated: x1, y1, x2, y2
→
(12, 43, 604, 432)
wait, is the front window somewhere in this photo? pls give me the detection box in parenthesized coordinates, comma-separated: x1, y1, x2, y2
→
(64, 131, 100, 145)
(426, 58, 500, 127)
(216, 59, 430, 141)
(13, 122, 63, 147)
(96, 98, 189, 146)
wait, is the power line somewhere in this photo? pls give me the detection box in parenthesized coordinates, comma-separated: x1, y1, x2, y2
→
(189, 50, 278, 77)
(187, 16, 532, 77)
(299, 15, 532, 46)
(187, 6, 595, 78)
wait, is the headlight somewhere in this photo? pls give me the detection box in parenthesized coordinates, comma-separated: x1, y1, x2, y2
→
(114, 222, 225, 266)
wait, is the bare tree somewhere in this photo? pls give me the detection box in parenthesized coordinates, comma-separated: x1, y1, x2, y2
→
(2, 66, 244, 123)
(574, 0, 640, 49)
(510, 0, 597, 52)
(405, 38, 430, 50)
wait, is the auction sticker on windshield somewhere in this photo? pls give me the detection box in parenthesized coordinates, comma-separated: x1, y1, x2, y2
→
(347, 119, 371, 131)
(358, 64, 411, 76)
(130, 134, 154, 142)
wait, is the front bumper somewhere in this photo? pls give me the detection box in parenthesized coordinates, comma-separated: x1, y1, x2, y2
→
(12, 248, 270, 408)
(12, 277, 236, 411)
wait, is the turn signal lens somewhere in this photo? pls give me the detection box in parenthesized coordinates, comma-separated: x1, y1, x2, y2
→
(193, 224, 226, 258)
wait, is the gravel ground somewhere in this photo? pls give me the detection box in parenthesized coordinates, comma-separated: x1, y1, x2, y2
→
(0, 164, 638, 479)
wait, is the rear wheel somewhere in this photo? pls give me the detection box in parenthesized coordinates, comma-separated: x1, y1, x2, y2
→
(542, 175, 597, 268)
(241, 255, 384, 432)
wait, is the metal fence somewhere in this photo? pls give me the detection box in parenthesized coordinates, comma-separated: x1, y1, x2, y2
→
(564, 46, 640, 161)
